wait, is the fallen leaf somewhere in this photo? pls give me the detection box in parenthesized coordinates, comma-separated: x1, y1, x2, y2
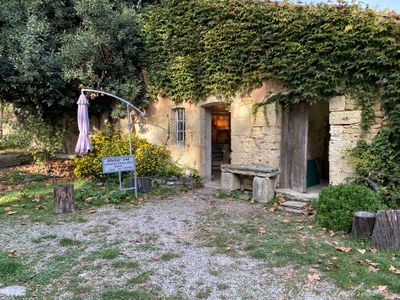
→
(378, 285, 388, 293)
(357, 248, 366, 255)
(368, 247, 378, 253)
(296, 226, 304, 231)
(368, 265, 379, 273)
(35, 205, 45, 210)
(8, 250, 17, 257)
(336, 246, 352, 253)
(277, 195, 285, 204)
(389, 265, 400, 275)
(307, 273, 321, 282)
(6, 211, 17, 215)
(89, 209, 97, 214)
(355, 259, 364, 265)
(258, 227, 267, 235)
(366, 259, 379, 267)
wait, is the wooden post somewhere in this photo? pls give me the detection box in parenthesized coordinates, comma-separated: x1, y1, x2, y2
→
(351, 211, 376, 239)
(372, 210, 400, 250)
(54, 184, 75, 214)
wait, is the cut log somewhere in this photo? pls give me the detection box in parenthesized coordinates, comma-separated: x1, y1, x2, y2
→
(54, 184, 75, 214)
(351, 211, 376, 239)
(372, 210, 400, 250)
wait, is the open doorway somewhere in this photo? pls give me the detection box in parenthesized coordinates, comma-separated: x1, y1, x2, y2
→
(204, 104, 231, 183)
(307, 101, 330, 192)
(279, 101, 330, 194)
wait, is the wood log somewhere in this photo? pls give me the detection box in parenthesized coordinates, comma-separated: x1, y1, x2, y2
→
(351, 211, 376, 239)
(54, 184, 75, 214)
(372, 210, 400, 250)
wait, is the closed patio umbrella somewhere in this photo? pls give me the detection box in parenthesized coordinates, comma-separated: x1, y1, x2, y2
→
(75, 93, 92, 155)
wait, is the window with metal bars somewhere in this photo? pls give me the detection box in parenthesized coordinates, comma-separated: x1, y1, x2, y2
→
(175, 108, 185, 145)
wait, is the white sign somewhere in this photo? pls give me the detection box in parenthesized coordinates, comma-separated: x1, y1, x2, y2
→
(102, 155, 136, 174)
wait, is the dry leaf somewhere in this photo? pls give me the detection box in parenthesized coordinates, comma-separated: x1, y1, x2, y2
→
(89, 209, 97, 214)
(389, 265, 400, 275)
(307, 273, 321, 282)
(336, 246, 352, 253)
(277, 195, 285, 205)
(366, 259, 379, 267)
(8, 250, 17, 257)
(296, 226, 304, 231)
(357, 249, 366, 255)
(6, 211, 17, 215)
(378, 285, 388, 293)
(368, 265, 379, 273)
(368, 247, 378, 253)
(258, 227, 267, 235)
(35, 205, 45, 210)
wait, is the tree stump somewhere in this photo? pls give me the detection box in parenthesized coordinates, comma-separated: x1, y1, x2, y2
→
(351, 211, 376, 239)
(54, 184, 75, 214)
(372, 210, 400, 250)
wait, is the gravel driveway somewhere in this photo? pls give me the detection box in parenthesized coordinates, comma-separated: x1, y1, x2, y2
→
(0, 187, 352, 300)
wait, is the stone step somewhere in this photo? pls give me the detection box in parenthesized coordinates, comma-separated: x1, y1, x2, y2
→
(278, 200, 309, 214)
(276, 188, 319, 203)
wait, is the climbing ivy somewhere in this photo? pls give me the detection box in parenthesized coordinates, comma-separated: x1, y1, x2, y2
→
(142, 0, 400, 135)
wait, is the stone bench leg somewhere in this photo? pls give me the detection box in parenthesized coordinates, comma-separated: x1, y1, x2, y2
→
(221, 172, 240, 191)
(253, 176, 275, 203)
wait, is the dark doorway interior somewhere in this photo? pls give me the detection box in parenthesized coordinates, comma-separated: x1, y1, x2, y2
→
(210, 105, 231, 180)
(307, 101, 330, 187)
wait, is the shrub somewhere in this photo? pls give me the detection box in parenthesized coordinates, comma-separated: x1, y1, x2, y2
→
(0, 114, 64, 162)
(74, 126, 175, 179)
(349, 129, 400, 208)
(315, 184, 385, 232)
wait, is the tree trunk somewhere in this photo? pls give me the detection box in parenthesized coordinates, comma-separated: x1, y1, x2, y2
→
(372, 210, 400, 250)
(54, 185, 75, 214)
(351, 211, 376, 239)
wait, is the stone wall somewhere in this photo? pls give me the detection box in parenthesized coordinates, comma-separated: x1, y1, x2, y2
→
(133, 80, 284, 178)
(329, 96, 384, 185)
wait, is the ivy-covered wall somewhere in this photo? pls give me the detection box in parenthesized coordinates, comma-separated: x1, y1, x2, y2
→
(143, 0, 400, 135)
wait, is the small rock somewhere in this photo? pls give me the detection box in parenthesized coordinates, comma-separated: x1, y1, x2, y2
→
(0, 285, 26, 297)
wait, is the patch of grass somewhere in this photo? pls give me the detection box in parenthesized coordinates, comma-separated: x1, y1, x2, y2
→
(32, 234, 57, 244)
(101, 288, 155, 300)
(217, 191, 228, 199)
(128, 271, 154, 285)
(0, 251, 32, 285)
(196, 287, 212, 299)
(90, 247, 120, 260)
(217, 283, 230, 290)
(160, 252, 181, 261)
(136, 243, 157, 251)
(195, 207, 400, 295)
(112, 259, 140, 269)
(59, 238, 82, 247)
(32, 248, 83, 285)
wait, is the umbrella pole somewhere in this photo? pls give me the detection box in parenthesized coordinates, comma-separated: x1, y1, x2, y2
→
(127, 104, 138, 198)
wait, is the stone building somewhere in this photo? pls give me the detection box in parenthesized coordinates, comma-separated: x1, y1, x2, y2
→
(123, 80, 384, 197)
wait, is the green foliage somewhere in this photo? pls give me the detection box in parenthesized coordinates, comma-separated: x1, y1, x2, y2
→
(74, 126, 174, 179)
(143, 0, 400, 132)
(0, 114, 65, 162)
(349, 129, 400, 207)
(0, 0, 148, 119)
(315, 184, 385, 232)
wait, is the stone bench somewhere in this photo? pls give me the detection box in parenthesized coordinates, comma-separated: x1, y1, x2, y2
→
(221, 164, 280, 203)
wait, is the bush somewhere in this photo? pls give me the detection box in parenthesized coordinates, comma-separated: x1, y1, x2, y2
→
(349, 129, 400, 208)
(74, 126, 177, 179)
(0, 114, 64, 162)
(315, 184, 385, 232)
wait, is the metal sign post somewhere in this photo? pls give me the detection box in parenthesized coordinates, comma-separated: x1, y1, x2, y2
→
(102, 155, 138, 198)
(81, 89, 145, 197)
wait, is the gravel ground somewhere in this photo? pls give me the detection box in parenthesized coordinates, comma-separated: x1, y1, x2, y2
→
(0, 188, 353, 299)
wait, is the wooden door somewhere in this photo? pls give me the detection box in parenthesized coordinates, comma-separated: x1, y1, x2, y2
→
(279, 102, 308, 192)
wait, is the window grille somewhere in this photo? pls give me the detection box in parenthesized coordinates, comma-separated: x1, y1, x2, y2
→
(175, 108, 185, 145)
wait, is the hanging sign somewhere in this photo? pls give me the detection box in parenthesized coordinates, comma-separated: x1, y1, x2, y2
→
(102, 155, 136, 174)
